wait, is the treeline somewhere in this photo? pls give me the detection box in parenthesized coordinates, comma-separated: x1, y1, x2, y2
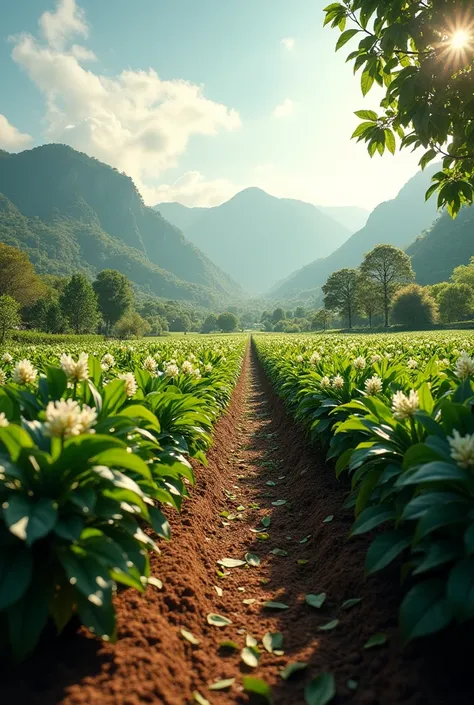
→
(321, 244, 474, 329)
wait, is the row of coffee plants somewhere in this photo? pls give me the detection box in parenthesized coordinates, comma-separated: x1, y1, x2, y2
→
(254, 332, 474, 641)
(0, 336, 245, 660)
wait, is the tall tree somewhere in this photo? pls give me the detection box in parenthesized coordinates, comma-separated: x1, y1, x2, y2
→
(217, 312, 238, 333)
(0, 244, 45, 306)
(357, 274, 383, 328)
(322, 268, 359, 328)
(61, 274, 99, 334)
(451, 257, 474, 290)
(0, 295, 20, 344)
(93, 270, 133, 333)
(360, 245, 414, 326)
(438, 283, 474, 323)
(324, 0, 474, 216)
(201, 314, 218, 333)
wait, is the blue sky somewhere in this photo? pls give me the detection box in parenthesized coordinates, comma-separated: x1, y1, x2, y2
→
(0, 0, 423, 210)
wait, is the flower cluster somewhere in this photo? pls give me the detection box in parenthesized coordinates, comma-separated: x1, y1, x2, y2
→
(44, 400, 97, 438)
(60, 352, 89, 382)
(448, 430, 474, 469)
(118, 372, 138, 397)
(454, 352, 474, 380)
(391, 390, 419, 420)
(13, 359, 38, 385)
(365, 375, 383, 395)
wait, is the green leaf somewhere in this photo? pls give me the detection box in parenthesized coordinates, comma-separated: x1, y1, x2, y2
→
(0, 548, 33, 610)
(272, 499, 287, 506)
(361, 70, 375, 96)
(281, 662, 308, 679)
(261, 516, 271, 527)
(318, 619, 339, 631)
(7, 579, 49, 662)
(323, 515, 334, 524)
(304, 673, 336, 705)
(364, 632, 387, 649)
(59, 550, 112, 604)
(400, 580, 452, 642)
(219, 639, 239, 650)
(397, 461, 467, 486)
(193, 691, 210, 705)
(384, 129, 396, 155)
(350, 505, 395, 536)
(365, 531, 411, 575)
(4, 496, 58, 546)
(241, 646, 260, 668)
(341, 598, 362, 610)
(243, 677, 273, 703)
(207, 613, 232, 627)
(217, 558, 247, 568)
(262, 631, 284, 653)
(305, 592, 327, 609)
(181, 628, 200, 645)
(245, 552, 261, 567)
(447, 557, 474, 621)
(354, 109, 378, 121)
(263, 601, 289, 610)
(271, 548, 288, 557)
(76, 589, 116, 641)
(336, 29, 359, 51)
(208, 679, 235, 691)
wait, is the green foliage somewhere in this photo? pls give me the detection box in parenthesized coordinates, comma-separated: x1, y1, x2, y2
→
(93, 270, 134, 331)
(323, 0, 474, 216)
(438, 283, 474, 323)
(357, 274, 384, 327)
(0, 295, 20, 343)
(391, 284, 438, 327)
(0, 243, 45, 306)
(114, 311, 151, 339)
(322, 268, 359, 328)
(61, 274, 100, 335)
(452, 256, 474, 290)
(201, 314, 218, 334)
(217, 312, 239, 333)
(360, 245, 414, 326)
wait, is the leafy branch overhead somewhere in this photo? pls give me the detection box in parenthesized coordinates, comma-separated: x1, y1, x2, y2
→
(323, 0, 474, 216)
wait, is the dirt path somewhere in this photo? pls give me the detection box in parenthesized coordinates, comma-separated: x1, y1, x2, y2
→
(1, 344, 472, 705)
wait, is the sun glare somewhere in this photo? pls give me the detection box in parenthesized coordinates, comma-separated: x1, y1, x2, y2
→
(451, 29, 470, 49)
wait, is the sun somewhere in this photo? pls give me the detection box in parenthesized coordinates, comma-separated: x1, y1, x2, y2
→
(451, 29, 470, 49)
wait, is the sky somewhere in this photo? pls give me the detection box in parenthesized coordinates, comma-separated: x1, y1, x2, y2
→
(0, 0, 424, 211)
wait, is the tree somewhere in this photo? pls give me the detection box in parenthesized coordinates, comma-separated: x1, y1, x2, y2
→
(427, 282, 450, 302)
(27, 295, 67, 333)
(391, 284, 438, 328)
(93, 270, 133, 333)
(114, 311, 151, 339)
(360, 245, 414, 326)
(61, 274, 100, 334)
(311, 308, 333, 330)
(357, 274, 383, 328)
(323, 268, 359, 328)
(451, 257, 474, 290)
(169, 314, 191, 333)
(438, 283, 474, 323)
(324, 1, 474, 217)
(294, 306, 306, 319)
(201, 314, 218, 333)
(0, 295, 20, 343)
(271, 308, 286, 324)
(0, 243, 45, 306)
(217, 312, 238, 333)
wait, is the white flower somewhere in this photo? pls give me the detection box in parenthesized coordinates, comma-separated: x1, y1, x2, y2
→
(101, 353, 115, 369)
(310, 351, 321, 365)
(143, 355, 158, 374)
(454, 352, 474, 380)
(448, 430, 474, 469)
(60, 352, 89, 382)
(189, 353, 197, 362)
(181, 360, 194, 374)
(12, 359, 37, 385)
(193, 368, 201, 378)
(332, 375, 344, 389)
(370, 354, 382, 363)
(0, 370, 6, 386)
(391, 390, 419, 420)
(1, 353, 12, 364)
(296, 355, 304, 363)
(353, 356, 366, 370)
(0, 412, 9, 427)
(365, 375, 383, 395)
(204, 363, 213, 373)
(45, 400, 96, 438)
(320, 376, 331, 389)
(165, 363, 179, 378)
(407, 358, 418, 369)
(118, 372, 138, 398)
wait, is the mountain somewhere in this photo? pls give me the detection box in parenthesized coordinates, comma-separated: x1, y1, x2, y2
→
(407, 206, 474, 284)
(0, 145, 242, 306)
(155, 202, 207, 232)
(317, 205, 370, 234)
(270, 165, 440, 299)
(156, 188, 351, 293)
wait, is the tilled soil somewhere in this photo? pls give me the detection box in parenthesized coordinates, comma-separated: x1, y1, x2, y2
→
(1, 344, 473, 705)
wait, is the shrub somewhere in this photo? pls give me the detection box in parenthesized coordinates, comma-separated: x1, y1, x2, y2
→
(391, 284, 438, 327)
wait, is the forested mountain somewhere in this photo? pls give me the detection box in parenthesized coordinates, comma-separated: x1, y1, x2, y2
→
(157, 187, 350, 293)
(408, 206, 474, 284)
(270, 165, 440, 299)
(155, 202, 207, 232)
(0, 145, 242, 306)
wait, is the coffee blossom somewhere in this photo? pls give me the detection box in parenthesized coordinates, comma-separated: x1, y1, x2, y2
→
(118, 372, 138, 397)
(12, 359, 37, 385)
(1, 353, 12, 364)
(448, 430, 474, 469)
(454, 352, 474, 380)
(101, 353, 115, 369)
(310, 351, 321, 365)
(332, 375, 344, 390)
(365, 375, 383, 396)
(0, 369, 6, 386)
(391, 390, 419, 420)
(165, 363, 179, 378)
(320, 376, 331, 389)
(143, 356, 158, 375)
(60, 352, 89, 382)
(353, 356, 366, 370)
(204, 363, 213, 373)
(45, 400, 97, 438)
(407, 358, 418, 369)
(181, 361, 194, 374)
(0, 412, 9, 427)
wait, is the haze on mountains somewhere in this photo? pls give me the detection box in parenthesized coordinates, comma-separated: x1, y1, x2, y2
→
(0, 145, 243, 307)
(269, 164, 443, 300)
(156, 188, 352, 293)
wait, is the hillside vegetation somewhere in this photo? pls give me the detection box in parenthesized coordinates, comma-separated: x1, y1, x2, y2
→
(0, 145, 242, 306)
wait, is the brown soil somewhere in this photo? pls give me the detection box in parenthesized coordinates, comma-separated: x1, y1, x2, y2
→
(0, 343, 473, 705)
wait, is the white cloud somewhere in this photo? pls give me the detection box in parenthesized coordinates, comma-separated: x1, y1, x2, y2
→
(281, 37, 295, 50)
(0, 114, 32, 151)
(273, 98, 295, 118)
(10, 0, 241, 204)
(150, 171, 241, 207)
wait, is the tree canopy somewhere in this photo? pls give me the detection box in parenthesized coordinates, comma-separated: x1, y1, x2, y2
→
(0, 243, 45, 306)
(61, 274, 100, 335)
(217, 312, 239, 333)
(93, 269, 134, 332)
(323, 268, 359, 328)
(0, 295, 20, 343)
(360, 245, 414, 326)
(391, 284, 438, 327)
(324, 0, 474, 216)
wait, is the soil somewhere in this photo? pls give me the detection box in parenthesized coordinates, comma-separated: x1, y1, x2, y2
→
(0, 342, 473, 705)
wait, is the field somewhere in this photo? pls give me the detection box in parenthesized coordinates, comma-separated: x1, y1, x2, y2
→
(0, 331, 474, 705)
